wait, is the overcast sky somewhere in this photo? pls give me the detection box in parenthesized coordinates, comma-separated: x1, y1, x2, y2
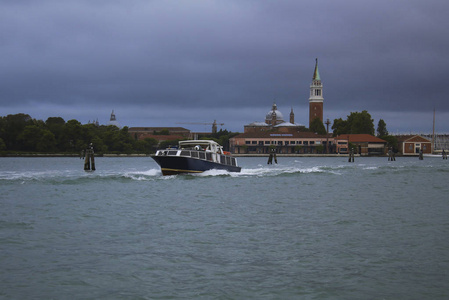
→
(1, 0, 448, 134)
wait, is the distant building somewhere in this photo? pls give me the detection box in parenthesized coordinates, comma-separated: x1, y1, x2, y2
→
(230, 60, 332, 154)
(420, 134, 449, 152)
(128, 127, 192, 144)
(309, 58, 324, 127)
(243, 102, 305, 134)
(334, 134, 387, 155)
(396, 135, 432, 155)
(108, 110, 121, 128)
(88, 119, 99, 126)
(230, 131, 331, 154)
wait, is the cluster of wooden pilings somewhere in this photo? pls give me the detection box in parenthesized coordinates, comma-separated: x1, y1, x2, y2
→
(388, 148, 396, 161)
(82, 143, 96, 171)
(267, 148, 277, 164)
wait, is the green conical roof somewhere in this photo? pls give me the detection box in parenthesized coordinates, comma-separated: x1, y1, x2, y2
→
(313, 58, 320, 81)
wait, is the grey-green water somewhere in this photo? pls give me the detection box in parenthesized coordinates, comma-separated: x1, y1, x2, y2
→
(1, 156, 448, 299)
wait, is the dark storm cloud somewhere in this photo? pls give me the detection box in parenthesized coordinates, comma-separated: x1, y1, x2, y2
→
(1, 0, 449, 133)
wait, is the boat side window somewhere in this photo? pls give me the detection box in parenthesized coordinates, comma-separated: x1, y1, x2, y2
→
(220, 155, 226, 164)
(206, 153, 212, 161)
(231, 158, 236, 166)
(168, 150, 178, 156)
(191, 151, 199, 158)
(180, 150, 190, 157)
(199, 152, 206, 160)
(226, 156, 231, 165)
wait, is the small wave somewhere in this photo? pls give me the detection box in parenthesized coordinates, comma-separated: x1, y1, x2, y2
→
(195, 169, 232, 177)
(363, 166, 378, 170)
(0, 220, 34, 230)
(0, 170, 77, 182)
(0, 168, 165, 183)
(123, 169, 162, 180)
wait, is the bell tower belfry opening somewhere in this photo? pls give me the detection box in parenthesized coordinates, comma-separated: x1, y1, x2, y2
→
(309, 58, 324, 128)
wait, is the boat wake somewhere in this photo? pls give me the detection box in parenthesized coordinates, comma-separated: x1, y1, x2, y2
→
(3, 158, 438, 183)
(0, 165, 335, 183)
(188, 164, 333, 178)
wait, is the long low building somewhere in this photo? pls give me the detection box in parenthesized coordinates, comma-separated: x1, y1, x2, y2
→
(334, 134, 387, 155)
(128, 127, 192, 142)
(230, 131, 333, 154)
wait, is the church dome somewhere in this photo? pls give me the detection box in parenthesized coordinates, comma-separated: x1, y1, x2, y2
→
(265, 103, 284, 123)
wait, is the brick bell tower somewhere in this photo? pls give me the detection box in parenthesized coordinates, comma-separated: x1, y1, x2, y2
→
(309, 58, 324, 128)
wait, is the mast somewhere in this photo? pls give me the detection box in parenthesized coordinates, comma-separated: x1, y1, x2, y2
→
(432, 108, 435, 153)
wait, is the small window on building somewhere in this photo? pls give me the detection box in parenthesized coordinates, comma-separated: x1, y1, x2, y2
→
(310, 141, 315, 145)
(265, 141, 270, 145)
(304, 141, 309, 145)
(252, 141, 257, 144)
(245, 141, 250, 145)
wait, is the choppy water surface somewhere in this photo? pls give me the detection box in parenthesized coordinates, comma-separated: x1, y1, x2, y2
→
(1, 156, 449, 299)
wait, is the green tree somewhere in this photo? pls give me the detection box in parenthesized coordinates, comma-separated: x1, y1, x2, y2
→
(17, 125, 42, 151)
(63, 119, 84, 151)
(309, 117, 326, 135)
(381, 135, 398, 152)
(45, 117, 66, 150)
(332, 118, 348, 136)
(315, 144, 324, 153)
(135, 138, 158, 154)
(0, 138, 6, 151)
(3, 113, 33, 150)
(377, 119, 388, 137)
(332, 111, 374, 136)
(159, 139, 181, 149)
(17, 125, 56, 152)
(37, 130, 57, 152)
(347, 110, 374, 135)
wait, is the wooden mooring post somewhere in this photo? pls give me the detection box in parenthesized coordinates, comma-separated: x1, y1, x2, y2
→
(267, 148, 277, 164)
(348, 148, 355, 163)
(388, 147, 396, 161)
(83, 143, 96, 171)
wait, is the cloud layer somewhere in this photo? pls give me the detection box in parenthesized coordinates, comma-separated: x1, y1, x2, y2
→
(1, 0, 448, 133)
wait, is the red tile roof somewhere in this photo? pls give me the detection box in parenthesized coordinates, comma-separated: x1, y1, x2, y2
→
(335, 134, 387, 143)
(395, 135, 431, 143)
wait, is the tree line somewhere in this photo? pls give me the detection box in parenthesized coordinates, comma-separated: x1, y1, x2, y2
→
(0, 113, 158, 154)
(331, 110, 398, 150)
(0, 113, 241, 154)
(1, 111, 397, 154)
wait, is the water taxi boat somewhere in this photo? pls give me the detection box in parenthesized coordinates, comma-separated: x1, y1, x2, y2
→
(151, 140, 241, 175)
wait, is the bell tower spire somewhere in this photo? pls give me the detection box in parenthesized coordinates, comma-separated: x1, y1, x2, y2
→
(309, 58, 324, 127)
